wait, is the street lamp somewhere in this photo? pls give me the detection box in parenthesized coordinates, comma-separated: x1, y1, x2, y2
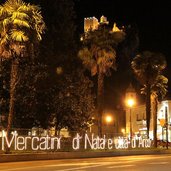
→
(121, 128, 125, 136)
(127, 99, 134, 108)
(127, 98, 135, 140)
(106, 115, 112, 123)
(105, 115, 113, 137)
(159, 105, 169, 149)
(165, 106, 168, 149)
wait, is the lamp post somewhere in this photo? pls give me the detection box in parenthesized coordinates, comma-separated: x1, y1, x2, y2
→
(159, 118, 165, 141)
(106, 115, 112, 123)
(127, 99, 135, 140)
(165, 106, 168, 149)
(105, 115, 112, 137)
(121, 128, 125, 136)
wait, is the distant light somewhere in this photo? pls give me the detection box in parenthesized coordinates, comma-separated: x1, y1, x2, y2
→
(121, 128, 125, 134)
(106, 115, 112, 123)
(56, 67, 63, 75)
(127, 99, 135, 107)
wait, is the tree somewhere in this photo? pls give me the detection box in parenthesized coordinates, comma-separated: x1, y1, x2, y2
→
(35, 0, 78, 130)
(50, 68, 95, 135)
(78, 24, 125, 136)
(15, 0, 77, 130)
(35, 0, 76, 65)
(141, 75, 168, 146)
(142, 75, 168, 147)
(151, 75, 168, 147)
(131, 51, 167, 138)
(0, 60, 10, 128)
(0, 0, 45, 147)
(13, 60, 48, 129)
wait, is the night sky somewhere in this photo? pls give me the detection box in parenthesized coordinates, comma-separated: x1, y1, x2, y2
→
(75, 0, 171, 58)
(75, 0, 171, 108)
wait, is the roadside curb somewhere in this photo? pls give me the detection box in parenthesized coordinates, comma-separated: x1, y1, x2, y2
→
(1, 149, 171, 163)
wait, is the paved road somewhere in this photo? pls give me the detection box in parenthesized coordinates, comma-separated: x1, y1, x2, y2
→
(1, 154, 171, 171)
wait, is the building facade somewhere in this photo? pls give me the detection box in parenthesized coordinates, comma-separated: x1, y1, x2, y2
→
(125, 85, 171, 141)
(84, 16, 99, 32)
(84, 15, 122, 33)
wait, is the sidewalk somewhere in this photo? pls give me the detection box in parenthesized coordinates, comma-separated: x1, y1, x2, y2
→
(1, 149, 171, 163)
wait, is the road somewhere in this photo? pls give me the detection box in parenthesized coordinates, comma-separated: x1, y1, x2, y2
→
(1, 154, 171, 171)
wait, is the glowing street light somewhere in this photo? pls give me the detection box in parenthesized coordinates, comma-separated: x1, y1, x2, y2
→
(127, 98, 135, 140)
(105, 115, 113, 136)
(127, 99, 135, 108)
(121, 128, 125, 135)
(106, 115, 112, 123)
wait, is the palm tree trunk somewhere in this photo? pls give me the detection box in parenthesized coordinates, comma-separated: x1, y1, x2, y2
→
(146, 83, 151, 138)
(6, 59, 19, 153)
(152, 96, 158, 148)
(0, 59, 3, 108)
(97, 72, 104, 137)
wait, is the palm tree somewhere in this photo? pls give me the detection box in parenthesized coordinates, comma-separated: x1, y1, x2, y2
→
(141, 75, 167, 147)
(0, 0, 45, 148)
(131, 51, 166, 138)
(78, 24, 125, 136)
(151, 75, 168, 147)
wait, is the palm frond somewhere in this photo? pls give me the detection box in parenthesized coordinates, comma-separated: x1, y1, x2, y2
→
(0, 0, 45, 58)
(141, 75, 168, 99)
(11, 30, 29, 42)
(152, 75, 168, 99)
(4, 0, 25, 10)
(0, 34, 9, 45)
(0, 5, 8, 18)
(78, 47, 96, 71)
(132, 51, 167, 85)
(13, 18, 30, 28)
(12, 11, 29, 20)
(2, 17, 11, 28)
(33, 11, 45, 35)
(18, 4, 40, 13)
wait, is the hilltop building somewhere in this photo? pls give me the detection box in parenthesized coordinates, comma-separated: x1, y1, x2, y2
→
(84, 15, 122, 33)
(84, 16, 99, 32)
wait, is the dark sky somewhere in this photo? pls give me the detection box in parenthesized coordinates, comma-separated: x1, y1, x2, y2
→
(75, 0, 171, 108)
(75, 0, 171, 59)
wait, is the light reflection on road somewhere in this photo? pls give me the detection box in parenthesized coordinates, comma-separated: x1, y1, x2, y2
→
(0, 154, 171, 171)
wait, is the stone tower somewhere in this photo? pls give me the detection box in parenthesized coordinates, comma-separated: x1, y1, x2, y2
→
(84, 17, 99, 33)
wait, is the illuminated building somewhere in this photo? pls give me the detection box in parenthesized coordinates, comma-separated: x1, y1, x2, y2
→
(84, 16, 99, 32)
(100, 15, 109, 24)
(112, 22, 122, 32)
(84, 15, 122, 33)
(125, 84, 171, 141)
